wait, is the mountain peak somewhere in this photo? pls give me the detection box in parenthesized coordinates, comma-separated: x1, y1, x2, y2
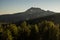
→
(29, 7, 41, 9)
(26, 7, 43, 13)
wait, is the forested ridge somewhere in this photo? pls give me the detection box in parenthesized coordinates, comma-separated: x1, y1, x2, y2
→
(0, 20, 60, 40)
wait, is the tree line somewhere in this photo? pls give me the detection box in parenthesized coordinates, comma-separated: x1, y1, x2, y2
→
(0, 20, 60, 40)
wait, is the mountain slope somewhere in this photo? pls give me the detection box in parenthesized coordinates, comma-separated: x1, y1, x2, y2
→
(0, 7, 59, 24)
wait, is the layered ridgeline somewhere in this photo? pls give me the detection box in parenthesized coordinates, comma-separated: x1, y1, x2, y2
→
(0, 7, 60, 24)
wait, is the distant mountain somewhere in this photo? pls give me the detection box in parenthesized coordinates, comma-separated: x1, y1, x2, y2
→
(0, 7, 60, 24)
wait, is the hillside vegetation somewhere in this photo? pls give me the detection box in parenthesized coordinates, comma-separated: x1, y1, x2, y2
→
(0, 20, 60, 40)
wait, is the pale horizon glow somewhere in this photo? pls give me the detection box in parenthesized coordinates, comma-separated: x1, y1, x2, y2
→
(0, 0, 60, 15)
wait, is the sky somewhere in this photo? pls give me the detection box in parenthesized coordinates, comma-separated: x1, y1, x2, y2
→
(0, 0, 60, 15)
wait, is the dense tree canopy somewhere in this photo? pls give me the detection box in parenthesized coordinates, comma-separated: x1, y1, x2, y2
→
(0, 21, 60, 40)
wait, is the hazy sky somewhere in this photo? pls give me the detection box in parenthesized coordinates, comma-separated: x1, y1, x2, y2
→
(0, 0, 60, 15)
